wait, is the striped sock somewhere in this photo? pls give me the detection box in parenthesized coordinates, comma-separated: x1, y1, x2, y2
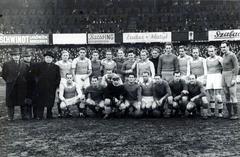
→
(210, 101, 215, 113)
(217, 102, 223, 113)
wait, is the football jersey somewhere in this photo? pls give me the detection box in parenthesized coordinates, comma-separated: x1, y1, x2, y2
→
(55, 60, 72, 78)
(72, 57, 92, 75)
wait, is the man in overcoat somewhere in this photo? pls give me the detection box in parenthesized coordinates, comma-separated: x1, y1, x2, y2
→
(22, 50, 36, 119)
(2, 50, 28, 121)
(32, 51, 60, 119)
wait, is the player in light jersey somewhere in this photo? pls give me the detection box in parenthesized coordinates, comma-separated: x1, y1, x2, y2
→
(59, 73, 85, 117)
(178, 45, 192, 80)
(221, 41, 239, 120)
(101, 50, 117, 75)
(55, 50, 73, 117)
(131, 49, 155, 83)
(206, 45, 224, 118)
(188, 47, 207, 85)
(157, 42, 179, 82)
(72, 47, 92, 91)
(114, 48, 127, 80)
(55, 50, 72, 82)
(139, 71, 155, 117)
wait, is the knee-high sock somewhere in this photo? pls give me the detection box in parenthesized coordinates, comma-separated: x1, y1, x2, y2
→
(232, 103, 238, 115)
(226, 103, 232, 116)
(57, 102, 62, 115)
(217, 102, 223, 113)
(7, 106, 14, 120)
(209, 101, 215, 113)
(77, 103, 87, 115)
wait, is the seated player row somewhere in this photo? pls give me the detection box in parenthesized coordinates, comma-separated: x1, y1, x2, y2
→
(59, 72, 210, 119)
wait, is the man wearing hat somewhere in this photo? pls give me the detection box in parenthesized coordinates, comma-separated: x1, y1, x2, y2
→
(22, 50, 35, 119)
(1, 50, 28, 121)
(32, 51, 60, 120)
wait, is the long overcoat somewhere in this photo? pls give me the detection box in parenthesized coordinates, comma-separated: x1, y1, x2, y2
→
(32, 62, 60, 107)
(25, 62, 36, 102)
(1, 60, 28, 107)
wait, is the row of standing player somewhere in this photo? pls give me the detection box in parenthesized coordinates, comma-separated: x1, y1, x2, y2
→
(1, 41, 239, 120)
(55, 41, 239, 120)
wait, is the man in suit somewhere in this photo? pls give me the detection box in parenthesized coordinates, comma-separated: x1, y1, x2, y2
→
(2, 50, 28, 121)
(32, 51, 61, 120)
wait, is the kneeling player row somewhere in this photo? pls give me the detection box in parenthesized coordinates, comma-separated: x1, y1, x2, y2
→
(58, 72, 228, 119)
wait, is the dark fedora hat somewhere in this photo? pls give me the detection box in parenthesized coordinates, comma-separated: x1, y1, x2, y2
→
(9, 50, 20, 56)
(43, 51, 54, 58)
(22, 51, 32, 57)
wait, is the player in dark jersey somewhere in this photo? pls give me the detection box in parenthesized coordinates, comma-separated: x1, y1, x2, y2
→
(186, 74, 209, 119)
(101, 69, 119, 87)
(157, 42, 179, 82)
(103, 74, 127, 119)
(85, 76, 105, 117)
(168, 72, 189, 117)
(123, 73, 142, 117)
(121, 49, 136, 81)
(152, 75, 172, 117)
(221, 41, 239, 120)
(149, 48, 160, 76)
(90, 50, 102, 79)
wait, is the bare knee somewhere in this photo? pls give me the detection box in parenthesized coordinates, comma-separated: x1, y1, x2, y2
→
(181, 96, 188, 105)
(201, 97, 209, 109)
(215, 94, 222, 103)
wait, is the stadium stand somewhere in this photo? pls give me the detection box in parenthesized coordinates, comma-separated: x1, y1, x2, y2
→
(0, 0, 240, 34)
